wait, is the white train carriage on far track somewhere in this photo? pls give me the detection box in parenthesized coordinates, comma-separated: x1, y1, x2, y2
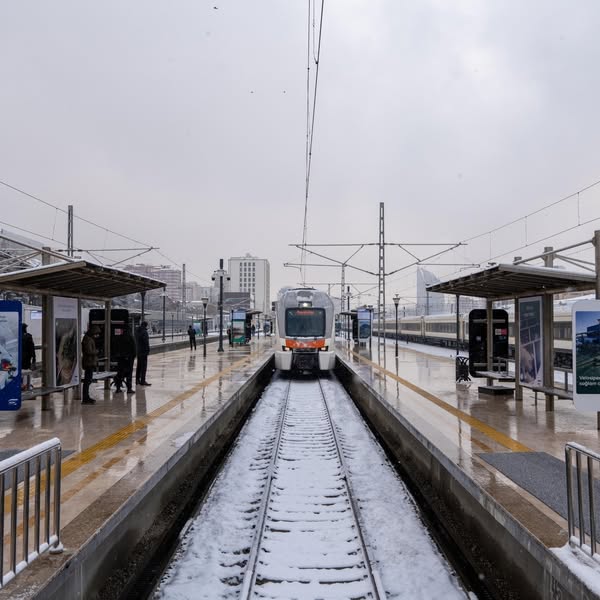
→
(275, 288, 336, 372)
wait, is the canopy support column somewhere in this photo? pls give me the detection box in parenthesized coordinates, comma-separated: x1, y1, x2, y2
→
(543, 247, 554, 411)
(595, 230, 600, 428)
(104, 300, 111, 390)
(514, 298, 522, 401)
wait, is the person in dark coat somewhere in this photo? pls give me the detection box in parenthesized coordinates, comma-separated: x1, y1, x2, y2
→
(187, 325, 197, 351)
(81, 326, 99, 404)
(135, 321, 151, 386)
(115, 328, 136, 394)
(21, 323, 36, 370)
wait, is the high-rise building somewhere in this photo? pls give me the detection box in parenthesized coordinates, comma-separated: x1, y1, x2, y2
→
(124, 264, 182, 302)
(228, 254, 271, 315)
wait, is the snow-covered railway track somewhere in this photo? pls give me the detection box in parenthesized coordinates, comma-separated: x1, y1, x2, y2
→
(156, 375, 467, 599)
(240, 378, 385, 600)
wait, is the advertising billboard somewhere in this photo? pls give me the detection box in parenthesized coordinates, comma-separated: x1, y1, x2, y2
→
(231, 310, 246, 344)
(518, 297, 543, 386)
(357, 309, 372, 340)
(54, 297, 79, 387)
(573, 299, 600, 411)
(0, 300, 22, 410)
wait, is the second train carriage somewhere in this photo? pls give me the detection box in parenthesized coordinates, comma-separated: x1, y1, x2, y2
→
(275, 288, 336, 372)
(370, 303, 574, 367)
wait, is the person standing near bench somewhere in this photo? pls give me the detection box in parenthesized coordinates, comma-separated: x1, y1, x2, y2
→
(21, 323, 36, 370)
(82, 326, 99, 404)
(136, 321, 151, 386)
(115, 327, 136, 394)
(21, 324, 36, 391)
(187, 324, 197, 351)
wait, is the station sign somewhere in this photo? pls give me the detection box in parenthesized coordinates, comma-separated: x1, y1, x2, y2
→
(572, 299, 600, 411)
(0, 300, 22, 410)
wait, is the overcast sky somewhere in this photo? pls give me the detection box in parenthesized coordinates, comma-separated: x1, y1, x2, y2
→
(2, 1, 600, 305)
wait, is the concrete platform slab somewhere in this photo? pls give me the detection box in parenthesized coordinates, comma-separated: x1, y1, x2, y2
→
(0, 336, 275, 599)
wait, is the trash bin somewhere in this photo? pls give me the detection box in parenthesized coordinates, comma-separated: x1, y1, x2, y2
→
(455, 356, 470, 383)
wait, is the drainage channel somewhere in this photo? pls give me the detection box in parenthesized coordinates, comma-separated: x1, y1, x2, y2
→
(148, 374, 475, 599)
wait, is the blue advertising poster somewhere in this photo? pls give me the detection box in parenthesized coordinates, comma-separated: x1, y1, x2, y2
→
(357, 309, 371, 339)
(0, 301, 22, 410)
(573, 299, 600, 411)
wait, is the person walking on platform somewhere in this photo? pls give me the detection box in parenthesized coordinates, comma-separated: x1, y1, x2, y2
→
(115, 328, 136, 394)
(187, 325, 197, 351)
(21, 323, 36, 371)
(82, 326, 99, 404)
(136, 321, 151, 386)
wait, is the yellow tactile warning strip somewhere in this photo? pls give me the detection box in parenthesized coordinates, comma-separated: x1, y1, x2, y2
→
(346, 349, 532, 453)
(61, 353, 257, 479)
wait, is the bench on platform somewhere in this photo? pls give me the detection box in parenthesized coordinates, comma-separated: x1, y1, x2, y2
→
(521, 383, 573, 404)
(91, 371, 117, 390)
(22, 383, 79, 409)
(91, 371, 116, 382)
(475, 370, 515, 397)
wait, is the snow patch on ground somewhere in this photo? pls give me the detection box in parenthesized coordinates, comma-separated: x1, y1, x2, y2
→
(551, 543, 600, 597)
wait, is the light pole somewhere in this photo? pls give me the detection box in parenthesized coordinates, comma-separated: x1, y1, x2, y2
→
(171, 313, 174, 341)
(161, 291, 166, 343)
(393, 294, 400, 357)
(201, 296, 208, 358)
(212, 259, 230, 353)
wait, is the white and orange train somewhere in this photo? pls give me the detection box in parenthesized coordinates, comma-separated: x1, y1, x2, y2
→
(274, 288, 336, 372)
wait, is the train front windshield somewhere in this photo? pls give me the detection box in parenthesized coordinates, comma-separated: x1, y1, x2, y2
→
(285, 308, 326, 337)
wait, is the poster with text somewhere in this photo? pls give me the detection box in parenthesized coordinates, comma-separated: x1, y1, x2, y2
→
(0, 301, 22, 410)
(573, 299, 600, 411)
(519, 296, 543, 386)
(53, 296, 79, 386)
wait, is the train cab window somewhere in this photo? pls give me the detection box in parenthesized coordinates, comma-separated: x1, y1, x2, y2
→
(285, 308, 326, 337)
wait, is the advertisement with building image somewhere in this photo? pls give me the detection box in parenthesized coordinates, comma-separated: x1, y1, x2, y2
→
(53, 296, 79, 386)
(518, 296, 543, 386)
(573, 299, 600, 411)
(0, 300, 22, 410)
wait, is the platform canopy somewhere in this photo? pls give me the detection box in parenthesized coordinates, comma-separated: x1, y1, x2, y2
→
(0, 260, 165, 300)
(427, 263, 596, 300)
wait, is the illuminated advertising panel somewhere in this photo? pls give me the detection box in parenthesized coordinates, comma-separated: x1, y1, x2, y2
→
(573, 300, 600, 411)
(0, 300, 22, 410)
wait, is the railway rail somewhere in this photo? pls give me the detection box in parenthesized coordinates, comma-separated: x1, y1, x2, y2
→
(240, 378, 385, 599)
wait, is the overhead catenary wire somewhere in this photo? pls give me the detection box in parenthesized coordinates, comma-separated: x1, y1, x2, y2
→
(301, 0, 325, 284)
(0, 179, 215, 285)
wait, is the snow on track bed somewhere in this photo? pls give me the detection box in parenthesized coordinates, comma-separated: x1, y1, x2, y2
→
(156, 376, 467, 600)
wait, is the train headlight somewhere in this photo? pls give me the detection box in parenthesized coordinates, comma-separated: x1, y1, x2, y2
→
(319, 346, 328, 352)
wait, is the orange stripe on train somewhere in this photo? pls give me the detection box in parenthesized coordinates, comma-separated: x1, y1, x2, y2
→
(285, 339, 325, 349)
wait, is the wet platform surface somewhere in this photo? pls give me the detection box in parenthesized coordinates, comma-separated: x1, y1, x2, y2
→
(336, 339, 600, 548)
(0, 335, 274, 594)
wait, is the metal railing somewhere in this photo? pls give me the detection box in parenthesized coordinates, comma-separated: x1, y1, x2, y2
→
(565, 442, 600, 558)
(0, 438, 63, 588)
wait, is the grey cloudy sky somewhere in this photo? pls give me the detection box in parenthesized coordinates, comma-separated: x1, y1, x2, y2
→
(2, 1, 600, 304)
